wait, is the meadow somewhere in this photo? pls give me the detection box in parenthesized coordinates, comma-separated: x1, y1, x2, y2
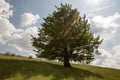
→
(0, 54, 120, 80)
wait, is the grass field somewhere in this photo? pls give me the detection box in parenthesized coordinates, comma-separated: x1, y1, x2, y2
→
(0, 54, 120, 80)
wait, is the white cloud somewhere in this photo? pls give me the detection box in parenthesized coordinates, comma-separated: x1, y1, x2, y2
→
(21, 13, 40, 27)
(91, 47, 120, 69)
(91, 13, 120, 40)
(0, 0, 13, 18)
(88, 13, 120, 69)
(0, 17, 23, 44)
(0, 0, 19, 44)
(0, 17, 21, 37)
(0, 0, 39, 55)
(112, 46, 120, 61)
(0, 34, 5, 44)
(8, 27, 38, 53)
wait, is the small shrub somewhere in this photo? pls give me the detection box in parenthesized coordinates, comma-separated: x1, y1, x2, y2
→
(18, 55, 21, 57)
(11, 53, 15, 56)
(5, 52, 11, 55)
(29, 56, 32, 59)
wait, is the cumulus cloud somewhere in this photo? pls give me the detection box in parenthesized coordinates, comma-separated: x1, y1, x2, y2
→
(0, 17, 23, 45)
(91, 47, 120, 69)
(0, 0, 23, 44)
(8, 27, 38, 53)
(87, 13, 120, 69)
(0, 34, 5, 44)
(0, 0, 39, 54)
(0, 17, 22, 37)
(21, 13, 40, 27)
(0, 0, 13, 18)
(0, 0, 40, 58)
(0, 0, 15, 37)
(90, 13, 120, 40)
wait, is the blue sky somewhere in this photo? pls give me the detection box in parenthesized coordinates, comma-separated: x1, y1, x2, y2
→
(0, 0, 120, 69)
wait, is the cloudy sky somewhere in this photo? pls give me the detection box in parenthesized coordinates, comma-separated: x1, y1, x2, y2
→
(0, 0, 120, 69)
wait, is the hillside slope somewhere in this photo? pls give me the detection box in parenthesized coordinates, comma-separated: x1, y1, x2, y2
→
(0, 54, 120, 80)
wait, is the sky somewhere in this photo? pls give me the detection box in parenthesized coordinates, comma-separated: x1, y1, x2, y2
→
(0, 0, 120, 69)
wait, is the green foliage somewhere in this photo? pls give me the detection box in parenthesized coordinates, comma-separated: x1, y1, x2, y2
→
(0, 54, 120, 80)
(31, 3, 103, 67)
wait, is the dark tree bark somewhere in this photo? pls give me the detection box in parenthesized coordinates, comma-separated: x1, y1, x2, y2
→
(64, 54, 71, 67)
(63, 47, 71, 67)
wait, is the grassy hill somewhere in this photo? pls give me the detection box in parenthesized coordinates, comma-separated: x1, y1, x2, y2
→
(0, 54, 120, 80)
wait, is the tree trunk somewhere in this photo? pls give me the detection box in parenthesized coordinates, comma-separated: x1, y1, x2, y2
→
(63, 52, 71, 67)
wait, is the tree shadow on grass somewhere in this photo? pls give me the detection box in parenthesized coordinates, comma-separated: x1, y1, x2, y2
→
(0, 59, 103, 80)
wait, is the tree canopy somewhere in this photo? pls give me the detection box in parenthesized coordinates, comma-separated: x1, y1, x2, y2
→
(31, 4, 103, 67)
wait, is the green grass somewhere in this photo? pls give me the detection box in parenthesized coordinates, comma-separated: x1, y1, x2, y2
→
(0, 54, 120, 80)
